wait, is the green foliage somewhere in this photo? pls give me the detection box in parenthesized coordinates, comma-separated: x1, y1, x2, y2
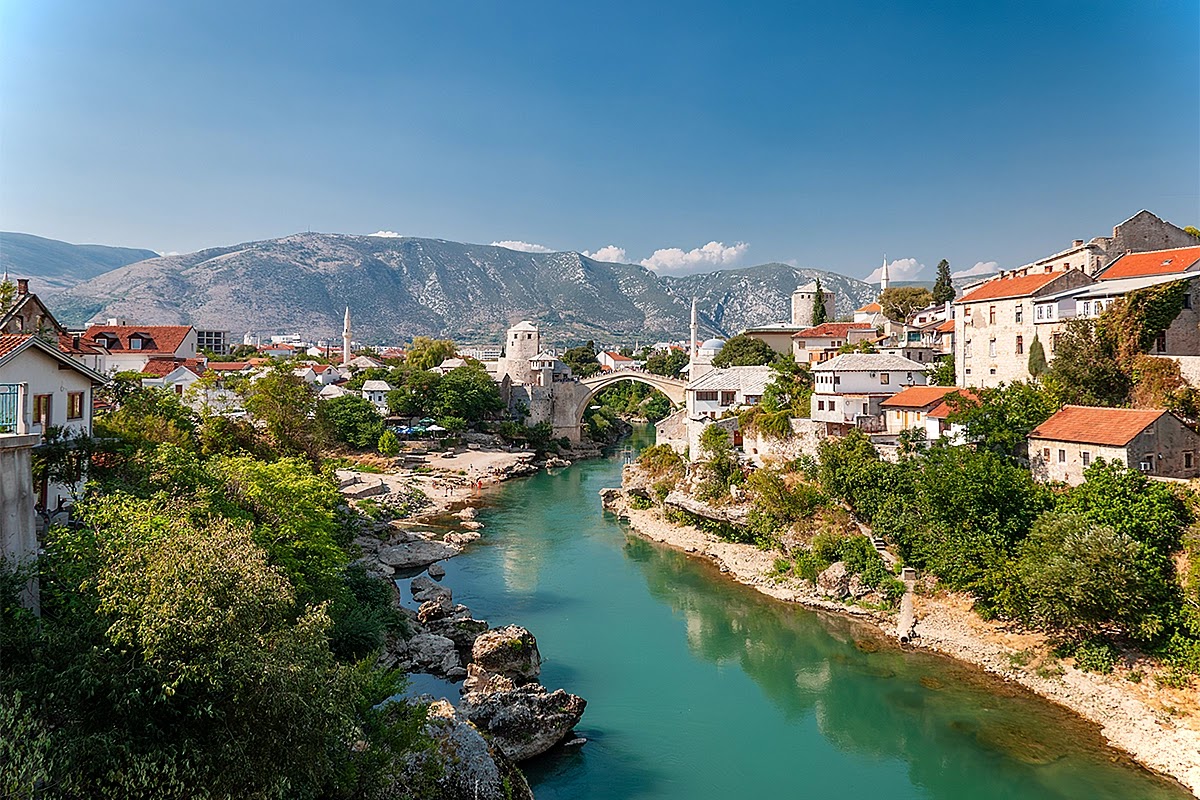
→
(1059, 460, 1190, 554)
(242, 366, 322, 461)
(377, 429, 401, 456)
(644, 348, 689, 378)
(695, 425, 744, 502)
(931, 259, 954, 305)
(711, 334, 776, 368)
(0, 276, 16, 313)
(1184, 225, 1200, 239)
(95, 384, 199, 449)
(1068, 640, 1119, 674)
(406, 337, 457, 371)
(628, 493, 654, 510)
(562, 342, 601, 378)
(1027, 335, 1048, 378)
(792, 551, 829, 581)
(1042, 319, 1131, 407)
(591, 380, 673, 423)
(811, 278, 829, 325)
(318, 394, 384, 449)
(431, 363, 504, 421)
(759, 358, 812, 416)
(1097, 279, 1190, 369)
(879, 286, 933, 322)
(945, 381, 1059, 460)
(836, 340, 876, 354)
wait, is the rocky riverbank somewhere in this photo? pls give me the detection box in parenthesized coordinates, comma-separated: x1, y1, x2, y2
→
(601, 486, 1200, 796)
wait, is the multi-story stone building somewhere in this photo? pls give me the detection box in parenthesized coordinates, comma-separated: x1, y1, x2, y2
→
(810, 352, 927, 435)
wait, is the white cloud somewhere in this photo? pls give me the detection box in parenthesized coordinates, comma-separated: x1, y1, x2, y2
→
(953, 260, 999, 279)
(640, 241, 750, 274)
(490, 240, 554, 253)
(865, 257, 924, 283)
(582, 245, 629, 263)
(368, 230, 403, 238)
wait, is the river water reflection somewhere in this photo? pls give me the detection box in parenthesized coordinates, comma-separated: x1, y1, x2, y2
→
(425, 429, 1189, 799)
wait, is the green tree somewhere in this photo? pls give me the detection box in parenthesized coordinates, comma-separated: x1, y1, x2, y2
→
(242, 367, 322, 461)
(945, 381, 1059, 461)
(406, 337, 457, 371)
(926, 354, 956, 386)
(1016, 512, 1169, 641)
(1027, 335, 1048, 378)
(562, 342, 601, 377)
(931, 259, 954, 305)
(0, 276, 16, 313)
(317, 394, 384, 449)
(696, 424, 743, 501)
(711, 334, 775, 368)
(644, 348, 689, 378)
(1058, 459, 1190, 555)
(879, 286, 934, 322)
(1184, 225, 1200, 239)
(387, 369, 443, 417)
(432, 363, 504, 422)
(811, 278, 829, 325)
(377, 429, 401, 455)
(1042, 318, 1131, 406)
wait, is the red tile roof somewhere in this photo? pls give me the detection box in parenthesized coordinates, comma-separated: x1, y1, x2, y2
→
(140, 357, 206, 377)
(935, 319, 956, 333)
(312, 364, 335, 373)
(856, 302, 882, 313)
(927, 390, 979, 419)
(793, 322, 874, 338)
(1028, 405, 1168, 446)
(208, 361, 251, 371)
(1098, 246, 1200, 281)
(958, 271, 1065, 303)
(84, 325, 193, 355)
(0, 334, 32, 360)
(880, 386, 962, 409)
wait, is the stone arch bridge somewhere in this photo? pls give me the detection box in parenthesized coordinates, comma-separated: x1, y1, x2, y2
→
(551, 372, 688, 442)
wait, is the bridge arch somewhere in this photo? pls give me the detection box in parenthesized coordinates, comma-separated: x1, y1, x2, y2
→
(573, 372, 688, 425)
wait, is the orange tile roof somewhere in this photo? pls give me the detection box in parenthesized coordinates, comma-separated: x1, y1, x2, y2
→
(1098, 245, 1200, 281)
(0, 334, 32, 360)
(1028, 405, 1168, 446)
(935, 319, 956, 333)
(208, 361, 251, 371)
(84, 325, 193, 355)
(927, 390, 979, 419)
(880, 386, 961, 409)
(141, 357, 206, 377)
(856, 301, 882, 313)
(793, 322, 874, 338)
(958, 271, 1065, 303)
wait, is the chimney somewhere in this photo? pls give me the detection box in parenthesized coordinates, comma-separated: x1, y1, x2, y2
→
(16, 278, 28, 295)
(1073, 239, 1084, 248)
(72, 334, 80, 350)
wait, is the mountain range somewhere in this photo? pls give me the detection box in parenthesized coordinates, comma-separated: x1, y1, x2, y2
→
(8, 232, 876, 343)
(0, 232, 159, 292)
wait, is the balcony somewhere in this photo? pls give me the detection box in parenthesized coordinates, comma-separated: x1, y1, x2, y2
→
(0, 383, 25, 435)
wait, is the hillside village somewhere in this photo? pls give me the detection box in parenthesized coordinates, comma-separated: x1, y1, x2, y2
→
(5, 208, 1200, 792)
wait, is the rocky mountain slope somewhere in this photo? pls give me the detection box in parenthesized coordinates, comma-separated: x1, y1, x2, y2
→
(48, 233, 874, 343)
(0, 231, 158, 292)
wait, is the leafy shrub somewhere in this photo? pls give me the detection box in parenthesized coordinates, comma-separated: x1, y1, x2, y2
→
(1071, 640, 1118, 674)
(628, 494, 654, 510)
(793, 551, 829, 582)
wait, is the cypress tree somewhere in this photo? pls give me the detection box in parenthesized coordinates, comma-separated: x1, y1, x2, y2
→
(1028, 335, 1048, 378)
(931, 259, 954, 305)
(812, 278, 829, 325)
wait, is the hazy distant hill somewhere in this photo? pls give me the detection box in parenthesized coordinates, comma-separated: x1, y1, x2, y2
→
(0, 232, 158, 292)
(50, 232, 874, 343)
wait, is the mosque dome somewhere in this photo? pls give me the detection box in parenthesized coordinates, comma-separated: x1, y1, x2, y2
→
(700, 338, 726, 351)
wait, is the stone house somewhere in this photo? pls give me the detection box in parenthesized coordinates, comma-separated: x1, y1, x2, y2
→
(361, 380, 393, 414)
(880, 385, 968, 438)
(685, 366, 772, 421)
(954, 269, 1094, 388)
(1028, 405, 1200, 485)
(791, 322, 876, 365)
(741, 323, 807, 357)
(791, 281, 836, 328)
(810, 353, 927, 435)
(598, 351, 635, 372)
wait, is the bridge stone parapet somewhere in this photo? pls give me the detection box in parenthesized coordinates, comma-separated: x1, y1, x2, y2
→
(546, 372, 688, 442)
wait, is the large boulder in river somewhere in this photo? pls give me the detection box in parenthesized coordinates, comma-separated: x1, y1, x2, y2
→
(817, 561, 850, 599)
(408, 633, 461, 675)
(379, 540, 461, 570)
(411, 575, 452, 604)
(470, 625, 541, 685)
(459, 684, 588, 762)
(396, 700, 534, 800)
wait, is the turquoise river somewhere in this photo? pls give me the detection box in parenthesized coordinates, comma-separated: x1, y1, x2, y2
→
(408, 429, 1191, 799)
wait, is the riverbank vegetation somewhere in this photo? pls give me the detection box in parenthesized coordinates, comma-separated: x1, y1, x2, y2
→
(1, 381, 452, 799)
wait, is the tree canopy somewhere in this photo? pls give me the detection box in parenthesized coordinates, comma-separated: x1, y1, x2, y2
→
(644, 348, 689, 378)
(811, 278, 829, 325)
(879, 286, 933, 321)
(711, 335, 775, 368)
(931, 259, 954, 305)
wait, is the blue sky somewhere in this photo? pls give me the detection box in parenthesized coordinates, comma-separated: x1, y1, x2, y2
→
(1, 0, 1196, 280)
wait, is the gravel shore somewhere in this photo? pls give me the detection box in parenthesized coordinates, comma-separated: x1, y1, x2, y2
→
(605, 490, 1200, 796)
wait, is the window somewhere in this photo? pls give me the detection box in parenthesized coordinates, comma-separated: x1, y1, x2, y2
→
(964, 340, 972, 358)
(1082, 451, 1091, 467)
(1015, 335, 1024, 355)
(129, 337, 143, 350)
(965, 368, 972, 375)
(719, 391, 736, 406)
(989, 368, 996, 374)
(964, 306, 972, 317)
(906, 372, 913, 381)
(66, 392, 84, 420)
(1184, 293, 1192, 310)
(880, 372, 890, 385)
(988, 339, 996, 357)
(1186, 452, 1195, 470)
(33, 394, 51, 427)
(1042, 447, 1050, 458)
(1058, 449, 1066, 463)
(1156, 333, 1167, 353)
(817, 400, 825, 411)
(696, 391, 718, 402)
(988, 306, 996, 324)
(1036, 305, 1044, 320)
(862, 402, 869, 414)
(833, 376, 840, 386)
(1015, 305, 1023, 323)
(1052, 333, 1062, 353)
(1082, 301, 1090, 316)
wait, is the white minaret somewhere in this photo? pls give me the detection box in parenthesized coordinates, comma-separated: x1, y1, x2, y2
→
(689, 297, 698, 361)
(341, 306, 352, 366)
(879, 255, 891, 293)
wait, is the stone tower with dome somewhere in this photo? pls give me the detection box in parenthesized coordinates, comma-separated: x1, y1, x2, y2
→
(791, 281, 836, 327)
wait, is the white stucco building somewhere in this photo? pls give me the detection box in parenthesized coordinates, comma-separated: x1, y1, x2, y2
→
(810, 353, 927, 435)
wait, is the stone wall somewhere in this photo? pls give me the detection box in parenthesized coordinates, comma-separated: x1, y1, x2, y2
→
(742, 418, 826, 466)
(0, 434, 41, 613)
(1106, 210, 1198, 259)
